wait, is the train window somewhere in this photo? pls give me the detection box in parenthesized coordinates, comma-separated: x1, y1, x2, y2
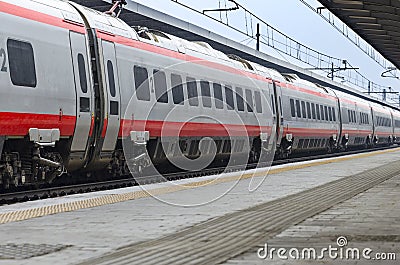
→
(236, 87, 245, 112)
(201, 81, 212, 108)
(270, 94, 275, 115)
(171, 73, 184, 105)
(77, 53, 88, 93)
(214, 83, 224, 109)
(110, 100, 119, 115)
(79, 97, 90, 112)
(290, 99, 296, 117)
(296, 100, 301, 118)
(324, 106, 329, 121)
(254, 91, 263, 113)
(301, 101, 306, 118)
(107, 60, 116, 97)
(320, 105, 325, 121)
(328, 107, 332, 121)
(245, 89, 253, 112)
(153, 70, 168, 103)
(332, 107, 336, 121)
(347, 110, 351, 123)
(225, 86, 235, 110)
(186, 77, 199, 106)
(306, 102, 311, 119)
(134, 66, 150, 101)
(279, 96, 283, 115)
(316, 104, 320, 120)
(7, 39, 36, 87)
(311, 103, 316, 119)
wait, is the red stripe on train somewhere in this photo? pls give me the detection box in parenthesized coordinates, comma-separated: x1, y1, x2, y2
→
(0, 1, 85, 33)
(283, 127, 338, 137)
(0, 112, 76, 136)
(119, 119, 271, 137)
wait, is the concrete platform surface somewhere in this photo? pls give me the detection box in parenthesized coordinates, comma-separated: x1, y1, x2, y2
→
(0, 148, 399, 264)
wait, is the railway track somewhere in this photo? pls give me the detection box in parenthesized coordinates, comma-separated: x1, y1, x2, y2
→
(0, 145, 396, 205)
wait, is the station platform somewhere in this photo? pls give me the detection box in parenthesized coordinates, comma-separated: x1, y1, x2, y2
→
(0, 148, 399, 264)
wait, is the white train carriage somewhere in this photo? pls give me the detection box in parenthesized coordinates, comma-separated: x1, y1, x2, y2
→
(370, 102, 393, 145)
(335, 91, 373, 148)
(391, 109, 400, 144)
(72, 4, 276, 173)
(0, 0, 90, 186)
(277, 74, 340, 155)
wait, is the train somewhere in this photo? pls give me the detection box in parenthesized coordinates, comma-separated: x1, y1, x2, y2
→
(0, 0, 399, 189)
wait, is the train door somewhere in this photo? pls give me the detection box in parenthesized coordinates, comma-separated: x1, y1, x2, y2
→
(69, 32, 93, 155)
(100, 40, 121, 152)
(273, 82, 284, 144)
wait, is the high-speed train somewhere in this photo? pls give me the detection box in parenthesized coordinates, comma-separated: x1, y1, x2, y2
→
(0, 0, 399, 189)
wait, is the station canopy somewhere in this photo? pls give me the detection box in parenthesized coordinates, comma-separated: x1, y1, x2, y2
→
(317, 0, 400, 69)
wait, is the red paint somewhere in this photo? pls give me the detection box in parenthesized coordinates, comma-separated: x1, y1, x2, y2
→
(0, 1, 85, 33)
(101, 118, 108, 138)
(283, 127, 338, 137)
(0, 112, 75, 136)
(119, 119, 271, 137)
(341, 129, 372, 136)
(88, 114, 95, 137)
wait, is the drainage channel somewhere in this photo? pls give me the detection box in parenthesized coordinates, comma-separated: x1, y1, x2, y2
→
(77, 159, 400, 265)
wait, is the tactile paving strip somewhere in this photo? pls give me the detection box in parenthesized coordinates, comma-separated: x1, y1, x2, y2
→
(0, 148, 398, 225)
(76, 158, 400, 265)
(0, 243, 70, 259)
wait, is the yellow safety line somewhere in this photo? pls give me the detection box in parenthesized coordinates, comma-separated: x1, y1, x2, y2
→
(0, 147, 399, 224)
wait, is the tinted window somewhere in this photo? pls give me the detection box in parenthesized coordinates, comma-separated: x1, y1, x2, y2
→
(110, 100, 119, 115)
(171, 73, 184, 104)
(245, 89, 253, 112)
(320, 105, 325, 120)
(77, 53, 87, 93)
(306, 102, 311, 119)
(107, 60, 116, 97)
(324, 106, 328, 121)
(316, 104, 320, 120)
(311, 103, 316, 119)
(7, 39, 36, 87)
(225, 86, 235, 110)
(154, 70, 168, 103)
(290, 99, 295, 117)
(254, 91, 262, 113)
(134, 66, 150, 101)
(279, 96, 283, 115)
(80, 97, 90, 112)
(236, 87, 245, 112)
(296, 100, 301, 118)
(187, 77, 199, 106)
(301, 101, 306, 118)
(332, 107, 336, 121)
(214, 83, 224, 109)
(201, 81, 212, 108)
(328, 107, 332, 121)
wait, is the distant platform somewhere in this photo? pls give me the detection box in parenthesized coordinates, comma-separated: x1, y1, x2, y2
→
(0, 148, 399, 264)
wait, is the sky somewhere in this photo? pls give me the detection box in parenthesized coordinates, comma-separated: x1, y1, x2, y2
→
(126, 0, 400, 104)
